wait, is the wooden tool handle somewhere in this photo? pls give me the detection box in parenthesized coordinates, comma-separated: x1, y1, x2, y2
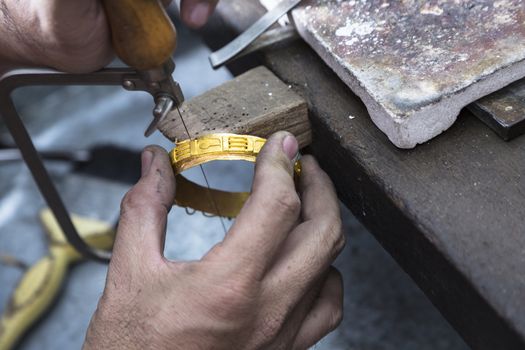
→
(102, 0, 177, 70)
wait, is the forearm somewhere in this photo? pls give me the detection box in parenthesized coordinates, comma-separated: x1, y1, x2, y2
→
(0, 1, 35, 74)
(0, 6, 19, 74)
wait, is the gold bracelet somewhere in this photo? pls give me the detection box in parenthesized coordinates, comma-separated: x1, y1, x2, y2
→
(169, 133, 301, 218)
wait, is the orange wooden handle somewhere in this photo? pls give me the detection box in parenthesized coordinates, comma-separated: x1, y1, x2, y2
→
(102, 0, 177, 70)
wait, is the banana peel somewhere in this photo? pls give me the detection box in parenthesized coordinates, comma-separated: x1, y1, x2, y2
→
(0, 209, 115, 350)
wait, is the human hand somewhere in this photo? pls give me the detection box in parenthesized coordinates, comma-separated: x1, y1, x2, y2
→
(83, 132, 345, 350)
(0, 0, 109, 73)
(180, 0, 219, 29)
(0, 0, 215, 73)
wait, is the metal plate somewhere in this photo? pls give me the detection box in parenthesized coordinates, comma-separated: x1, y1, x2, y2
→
(469, 78, 525, 141)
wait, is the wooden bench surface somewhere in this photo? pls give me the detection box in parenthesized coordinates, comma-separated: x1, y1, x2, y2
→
(197, 1, 525, 349)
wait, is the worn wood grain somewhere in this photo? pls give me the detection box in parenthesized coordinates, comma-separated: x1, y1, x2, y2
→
(158, 66, 311, 147)
(201, 1, 525, 349)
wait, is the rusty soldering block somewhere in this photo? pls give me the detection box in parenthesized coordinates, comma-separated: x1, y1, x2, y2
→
(271, 0, 525, 148)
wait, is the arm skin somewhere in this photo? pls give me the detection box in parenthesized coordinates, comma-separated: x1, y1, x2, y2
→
(0, 0, 112, 74)
(0, 0, 218, 74)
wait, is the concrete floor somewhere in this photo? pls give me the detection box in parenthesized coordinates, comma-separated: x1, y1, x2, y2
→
(0, 23, 468, 350)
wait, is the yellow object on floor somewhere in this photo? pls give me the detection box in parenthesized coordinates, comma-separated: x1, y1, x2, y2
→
(0, 209, 115, 350)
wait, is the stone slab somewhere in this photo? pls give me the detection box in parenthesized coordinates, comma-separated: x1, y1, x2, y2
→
(262, 0, 525, 148)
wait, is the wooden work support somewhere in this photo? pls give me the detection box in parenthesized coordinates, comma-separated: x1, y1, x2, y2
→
(158, 66, 311, 147)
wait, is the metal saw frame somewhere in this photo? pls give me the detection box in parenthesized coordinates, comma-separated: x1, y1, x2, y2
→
(0, 67, 180, 262)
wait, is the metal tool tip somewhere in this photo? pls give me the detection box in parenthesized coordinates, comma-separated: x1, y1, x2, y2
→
(144, 122, 157, 137)
(209, 54, 221, 69)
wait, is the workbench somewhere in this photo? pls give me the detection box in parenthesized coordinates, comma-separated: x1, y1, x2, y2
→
(201, 1, 525, 349)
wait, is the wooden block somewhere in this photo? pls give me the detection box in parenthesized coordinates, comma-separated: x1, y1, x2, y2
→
(158, 66, 311, 148)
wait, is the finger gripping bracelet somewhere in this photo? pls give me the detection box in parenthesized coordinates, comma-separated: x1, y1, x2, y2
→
(169, 133, 301, 218)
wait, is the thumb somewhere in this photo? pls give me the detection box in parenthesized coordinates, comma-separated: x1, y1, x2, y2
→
(214, 131, 300, 277)
(112, 146, 176, 266)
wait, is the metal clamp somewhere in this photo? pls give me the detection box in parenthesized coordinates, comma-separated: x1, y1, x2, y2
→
(122, 60, 185, 136)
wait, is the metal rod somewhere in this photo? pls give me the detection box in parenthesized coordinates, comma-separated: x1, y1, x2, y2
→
(208, 0, 303, 69)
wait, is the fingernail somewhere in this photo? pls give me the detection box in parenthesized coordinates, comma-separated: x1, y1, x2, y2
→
(141, 150, 154, 176)
(282, 135, 299, 160)
(189, 2, 211, 27)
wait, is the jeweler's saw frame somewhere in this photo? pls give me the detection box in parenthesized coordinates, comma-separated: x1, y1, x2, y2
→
(0, 63, 183, 262)
(0, 0, 305, 262)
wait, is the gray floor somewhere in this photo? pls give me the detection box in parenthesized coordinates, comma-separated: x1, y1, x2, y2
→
(0, 25, 468, 350)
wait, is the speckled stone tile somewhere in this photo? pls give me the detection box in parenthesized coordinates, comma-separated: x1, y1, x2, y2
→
(263, 0, 525, 148)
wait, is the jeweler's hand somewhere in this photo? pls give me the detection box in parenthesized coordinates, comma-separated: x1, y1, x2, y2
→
(0, 0, 214, 73)
(0, 0, 112, 73)
(180, 0, 219, 28)
(83, 132, 345, 350)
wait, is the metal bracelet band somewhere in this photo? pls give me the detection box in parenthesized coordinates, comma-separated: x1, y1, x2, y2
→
(169, 133, 301, 218)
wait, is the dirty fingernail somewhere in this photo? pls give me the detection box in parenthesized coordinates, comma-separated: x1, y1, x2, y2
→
(141, 150, 154, 176)
(189, 2, 211, 27)
(282, 134, 299, 160)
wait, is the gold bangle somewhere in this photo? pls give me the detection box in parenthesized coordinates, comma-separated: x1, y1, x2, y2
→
(169, 133, 301, 218)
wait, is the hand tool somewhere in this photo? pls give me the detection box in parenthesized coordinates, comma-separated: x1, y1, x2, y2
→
(103, 1, 184, 137)
(0, 0, 305, 262)
(209, 0, 303, 68)
(0, 0, 184, 261)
